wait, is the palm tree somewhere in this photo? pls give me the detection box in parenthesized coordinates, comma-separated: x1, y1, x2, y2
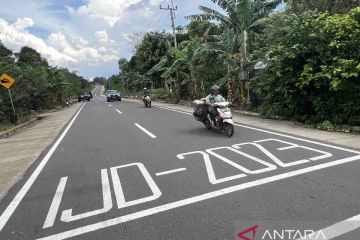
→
(187, 0, 282, 104)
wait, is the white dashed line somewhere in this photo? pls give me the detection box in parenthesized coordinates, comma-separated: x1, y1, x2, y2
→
(156, 168, 187, 176)
(134, 123, 157, 139)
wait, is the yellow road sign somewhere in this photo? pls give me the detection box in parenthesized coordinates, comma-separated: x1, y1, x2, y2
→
(0, 74, 16, 89)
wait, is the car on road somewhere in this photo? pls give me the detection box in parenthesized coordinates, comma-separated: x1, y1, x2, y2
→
(107, 90, 121, 102)
(78, 92, 91, 102)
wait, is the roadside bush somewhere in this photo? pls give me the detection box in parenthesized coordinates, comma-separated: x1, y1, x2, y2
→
(151, 88, 168, 100)
(254, 7, 360, 125)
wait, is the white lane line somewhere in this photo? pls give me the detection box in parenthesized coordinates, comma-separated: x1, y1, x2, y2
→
(43, 177, 68, 229)
(297, 214, 360, 240)
(36, 154, 360, 240)
(155, 168, 187, 176)
(134, 123, 157, 139)
(153, 105, 360, 155)
(0, 103, 86, 231)
(116, 109, 122, 114)
(108, 104, 113, 107)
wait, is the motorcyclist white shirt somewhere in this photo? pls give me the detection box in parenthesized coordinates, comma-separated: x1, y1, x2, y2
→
(205, 94, 225, 105)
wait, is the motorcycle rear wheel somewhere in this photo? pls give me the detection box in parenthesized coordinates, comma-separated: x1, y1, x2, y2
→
(224, 123, 234, 137)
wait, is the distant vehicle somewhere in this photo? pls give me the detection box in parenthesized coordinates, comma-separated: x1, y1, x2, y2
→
(78, 93, 91, 102)
(107, 90, 121, 102)
(142, 96, 152, 108)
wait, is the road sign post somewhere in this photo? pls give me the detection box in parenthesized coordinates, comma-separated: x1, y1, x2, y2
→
(8, 88, 16, 115)
(0, 73, 17, 116)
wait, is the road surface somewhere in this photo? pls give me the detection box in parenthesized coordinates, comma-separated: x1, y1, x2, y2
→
(1, 86, 360, 240)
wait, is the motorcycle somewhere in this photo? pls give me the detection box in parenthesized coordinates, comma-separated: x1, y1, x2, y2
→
(143, 96, 152, 108)
(193, 99, 234, 137)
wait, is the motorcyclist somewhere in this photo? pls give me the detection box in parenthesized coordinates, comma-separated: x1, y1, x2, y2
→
(143, 88, 150, 97)
(205, 85, 226, 125)
(142, 88, 150, 102)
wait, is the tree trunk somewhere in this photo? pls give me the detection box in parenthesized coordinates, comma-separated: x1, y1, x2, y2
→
(200, 80, 205, 97)
(175, 72, 181, 102)
(239, 80, 246, 104)
(190, 66, 198, 98)
(164, 79, 170, 93)
(227, 73, 235, 104)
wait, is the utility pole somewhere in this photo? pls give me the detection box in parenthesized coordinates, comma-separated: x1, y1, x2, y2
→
(160, 0, 178, 48)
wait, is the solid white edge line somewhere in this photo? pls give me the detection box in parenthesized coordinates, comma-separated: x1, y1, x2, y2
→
(156, 168, 187, 176)
(297, 214, 360, 240)
(43, 177, 68, 229)
(116, 109, 122, 114)
(134, 123, 157, 139)
(0, 103, 86, 232)
(37, 155, 360, 240)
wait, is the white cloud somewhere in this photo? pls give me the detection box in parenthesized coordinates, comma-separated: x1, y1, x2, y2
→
(77, 37, 89, 48)
(95, 30, 114, 44)
(48, 32, 71, 50)
(0, 0, 214, 77)
(13, 18, 34, 31)
(68, 0, 163, 26)
(0, 18, 119, 71)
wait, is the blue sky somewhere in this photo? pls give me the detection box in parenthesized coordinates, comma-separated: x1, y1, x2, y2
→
(0, 0, 282, 79)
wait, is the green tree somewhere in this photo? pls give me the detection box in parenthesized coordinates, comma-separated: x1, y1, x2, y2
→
(187, 0, 282, 104)
(285, 0, 360, 14)
(0, 45, 90, 124)
(254, 7, 360, 125)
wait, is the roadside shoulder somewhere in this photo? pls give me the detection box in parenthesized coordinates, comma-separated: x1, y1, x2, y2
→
(0, 103, 83, 200)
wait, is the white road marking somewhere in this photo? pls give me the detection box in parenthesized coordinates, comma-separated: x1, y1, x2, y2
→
(255, 139, 333, 161)
(206, 147, 277, 175)
(108, 104, 113, 107)
(134, 123, 157, 139)
(60, 169, 112, 222)
(178, 151, 247, 184)
(156, 168, 187, 176)
(110, 163, 162, 209)
(43, 177, 68, 229)
(153, 105, 360, 155)
(37, 155, 360, 240)
(3, 102, 360, 239)
(116, 109, 122, 114)
(297, 214, 360, 240)
(0, 103, 86, 232)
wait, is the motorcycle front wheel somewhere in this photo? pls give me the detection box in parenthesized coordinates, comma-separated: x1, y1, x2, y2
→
(224, 123, 234, 137)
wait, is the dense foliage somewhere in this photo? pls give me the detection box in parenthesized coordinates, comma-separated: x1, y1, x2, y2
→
(0, 44, 91, 124)
(253, 7, 360, 125)
(104, 0, 360, 126)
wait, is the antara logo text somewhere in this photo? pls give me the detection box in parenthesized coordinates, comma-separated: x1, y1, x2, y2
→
(238, 225, 327, 240)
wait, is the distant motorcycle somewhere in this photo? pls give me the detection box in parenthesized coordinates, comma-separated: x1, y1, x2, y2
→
(143, 96, 152, 108)
(193, 99, 234, 137)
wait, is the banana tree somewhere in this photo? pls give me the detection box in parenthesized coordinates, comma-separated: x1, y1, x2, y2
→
(187, 0, 283, 104)
(148, 37, 204, 98)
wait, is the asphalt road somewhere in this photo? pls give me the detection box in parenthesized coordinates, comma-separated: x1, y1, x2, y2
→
(1, 86, 360, 240)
